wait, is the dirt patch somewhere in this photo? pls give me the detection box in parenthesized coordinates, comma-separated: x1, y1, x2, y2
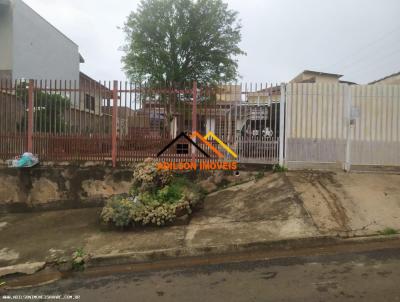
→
(287, 171, 400, 236)
(287, 171, 352, 234)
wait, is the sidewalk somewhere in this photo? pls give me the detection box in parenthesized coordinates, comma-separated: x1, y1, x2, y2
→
(1, 171, 399, 275)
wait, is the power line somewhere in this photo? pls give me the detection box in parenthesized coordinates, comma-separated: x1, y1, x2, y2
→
(320, 24, 400, 72)
(337, 41, 400, 73)
(341, 47, 400, 82)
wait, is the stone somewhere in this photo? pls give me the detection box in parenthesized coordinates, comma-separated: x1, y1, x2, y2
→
(0, 248, 19, 262)
(0, 262, 45, 277)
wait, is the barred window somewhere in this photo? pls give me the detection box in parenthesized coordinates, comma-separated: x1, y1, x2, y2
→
(176, 143, 189, 154)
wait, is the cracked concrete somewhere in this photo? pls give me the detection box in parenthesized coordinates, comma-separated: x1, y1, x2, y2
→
(0, 170, 399, 274)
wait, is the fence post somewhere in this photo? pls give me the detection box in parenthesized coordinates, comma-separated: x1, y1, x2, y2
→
(27, 79, 34, 153)
(112, 80, 118, 167)
(192, 81, 197, 162)
(279, 83, 286, 166)
(344, 85, 352, 172)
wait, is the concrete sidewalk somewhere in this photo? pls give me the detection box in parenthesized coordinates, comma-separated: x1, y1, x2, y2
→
(1, 171, 399, 275)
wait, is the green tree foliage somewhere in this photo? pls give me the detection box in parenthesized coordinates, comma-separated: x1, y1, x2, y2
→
(122, 0, 245, 84)
(17, 83, 70, 133)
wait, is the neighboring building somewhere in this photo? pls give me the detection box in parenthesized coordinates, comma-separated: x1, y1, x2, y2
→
(246, 85, 281, 104)
(290, 70, 343, 84)
(369, 71, 400, 85)
(102, 106, 139, 136)
(79, 72, 112, 115)
(0, 0, 113, 134)
(0, 0, 83, 82)
(215, 85, 242, 103)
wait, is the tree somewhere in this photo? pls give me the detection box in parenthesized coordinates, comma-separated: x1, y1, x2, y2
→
(17, 83, 70, 133)
(122, 0, 245, 84)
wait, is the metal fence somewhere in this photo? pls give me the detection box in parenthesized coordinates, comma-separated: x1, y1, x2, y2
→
(0, 79, 282, 165)
(284, 83, 400, 169)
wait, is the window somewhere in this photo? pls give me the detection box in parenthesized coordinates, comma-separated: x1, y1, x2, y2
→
(85, 94, 95, 111)
(176, 143, 189, 154)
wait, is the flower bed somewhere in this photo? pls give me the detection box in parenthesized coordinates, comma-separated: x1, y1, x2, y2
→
(101, 158, 204, 228)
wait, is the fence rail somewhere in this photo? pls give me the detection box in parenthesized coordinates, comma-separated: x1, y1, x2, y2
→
(0, 79, 281, 165)
(3, 79, 399, 168)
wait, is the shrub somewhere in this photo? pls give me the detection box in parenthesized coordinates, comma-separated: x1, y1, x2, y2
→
(272, 164, 288, 173)
(378, 227, 398, 236)
(101, 159, 204, 228)
(71, 248, 89, 271)
(131, 158, 172, 193)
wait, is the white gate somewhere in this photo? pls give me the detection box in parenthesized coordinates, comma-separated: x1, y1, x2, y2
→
(284, 83, 400, 169)
(209, 84, 281, 164)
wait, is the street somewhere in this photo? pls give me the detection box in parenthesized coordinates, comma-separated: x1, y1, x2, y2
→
(3, 245, 400, 302)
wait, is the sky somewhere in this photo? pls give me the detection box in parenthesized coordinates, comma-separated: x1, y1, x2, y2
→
(24, 0, 400, 84)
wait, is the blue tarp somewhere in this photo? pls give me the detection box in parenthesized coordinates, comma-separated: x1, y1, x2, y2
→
(8, 152, 39, 168)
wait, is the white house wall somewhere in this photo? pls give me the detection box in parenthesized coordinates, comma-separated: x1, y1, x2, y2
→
(11, 0, 80, 83)
(0, 2, 13, 78)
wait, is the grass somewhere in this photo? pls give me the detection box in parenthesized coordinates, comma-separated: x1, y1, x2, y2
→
(71, 248, 86, 271)
(272, 164, 288, 173)
(378, 227, 398, 236)
(159, 176, 194, 202)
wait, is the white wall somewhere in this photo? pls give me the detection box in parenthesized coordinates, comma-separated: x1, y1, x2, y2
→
(11, 0, 80, 82)
(0, 2, 13, 72)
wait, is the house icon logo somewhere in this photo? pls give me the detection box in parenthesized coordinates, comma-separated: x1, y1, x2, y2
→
(157, 131, 238, 159)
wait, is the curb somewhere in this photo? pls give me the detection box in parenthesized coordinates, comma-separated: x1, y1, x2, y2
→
(1, 234, 399, 280)
(85, 234, 398, 268)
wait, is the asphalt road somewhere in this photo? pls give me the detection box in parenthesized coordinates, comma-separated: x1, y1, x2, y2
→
(3, 247, 400, 302)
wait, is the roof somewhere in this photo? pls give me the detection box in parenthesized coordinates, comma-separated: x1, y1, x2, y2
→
(339, 80, 358, 85)
(79, 72, 112, 95)
(368, 71, 400, 85)
(301, 70, 343, 78)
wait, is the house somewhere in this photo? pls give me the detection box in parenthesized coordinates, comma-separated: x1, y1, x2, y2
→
(215, 85, 242, 103)
(0, 0, 83, 82)
(369, 71, 400, 85)
(290, 70, 343, 84)
(101, 106, 139, 137)
(0, 0, 112, 134)
(246, 85, 281, 104)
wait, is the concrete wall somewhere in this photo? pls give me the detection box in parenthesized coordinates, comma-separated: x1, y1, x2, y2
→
(0, 166, 134, 213)
(9, 0, 80, 82)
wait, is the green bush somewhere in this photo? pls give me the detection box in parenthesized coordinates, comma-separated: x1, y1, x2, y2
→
(378, 227, 398, 236)
(272, 164, 288, 173)
(71, 248, 89, 271)
(101, 159, 203, 228)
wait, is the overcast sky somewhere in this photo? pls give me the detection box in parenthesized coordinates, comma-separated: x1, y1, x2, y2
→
(24, 0, 400, 84)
